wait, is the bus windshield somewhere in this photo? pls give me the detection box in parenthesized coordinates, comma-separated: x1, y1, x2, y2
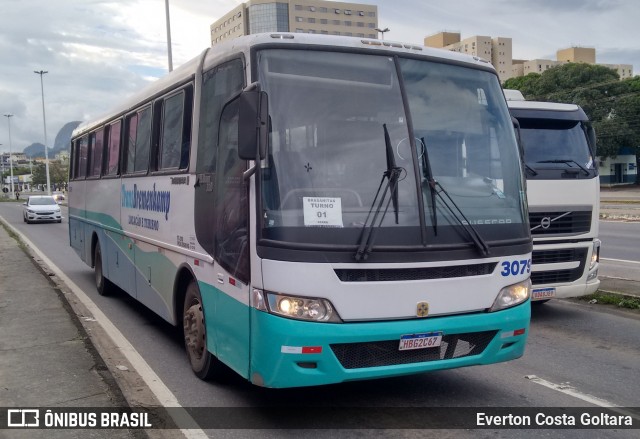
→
(256, 49, 527, 253)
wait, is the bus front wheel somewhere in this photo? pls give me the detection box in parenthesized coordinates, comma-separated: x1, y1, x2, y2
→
(183, 281, 220, 380)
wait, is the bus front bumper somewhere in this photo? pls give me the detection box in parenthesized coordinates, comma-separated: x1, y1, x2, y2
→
(249, 302, 530, 388)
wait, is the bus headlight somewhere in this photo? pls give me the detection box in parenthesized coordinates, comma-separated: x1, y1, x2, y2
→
(589, 239, 601, 271)
(266, 293, 342, 323)
(490, 279, 531, 312)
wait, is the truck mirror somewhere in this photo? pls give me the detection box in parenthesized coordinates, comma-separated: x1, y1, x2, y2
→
(238, 90, 268, 160)
(511, 116, 524, 159)
(587, 126, 597, 156)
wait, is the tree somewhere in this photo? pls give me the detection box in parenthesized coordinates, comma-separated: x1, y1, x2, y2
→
(31, 162, 69, 190)
(1, 166, 30, 180)
(534, 63, 619, 98)
(503, 73, 542, 96)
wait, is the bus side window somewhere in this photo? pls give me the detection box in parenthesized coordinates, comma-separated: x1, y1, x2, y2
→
(105, 120, 121, 176)
(89, 128, 104, 177)
(135, 107, 152, 173)
(70, 139, 78, 180)
(123, 106, 151, 174)
(159, 91, 186, 170)
(78, 135, 88, 179)
(124, 113, 138, 174)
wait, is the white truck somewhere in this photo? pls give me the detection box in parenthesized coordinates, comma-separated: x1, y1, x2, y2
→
(507, 90, 601, 302)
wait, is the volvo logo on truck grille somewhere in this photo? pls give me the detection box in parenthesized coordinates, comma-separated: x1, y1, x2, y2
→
(541, 217, 551, 229)
(531, 211, 571, 232)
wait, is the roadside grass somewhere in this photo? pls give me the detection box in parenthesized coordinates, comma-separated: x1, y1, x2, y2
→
(0, 219, 27, 251)
(0, 198, 22, 203)
(601, 200, 640, 205)
(578, 291, 640, 310)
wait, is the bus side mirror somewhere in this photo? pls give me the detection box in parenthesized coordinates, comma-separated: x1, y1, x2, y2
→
(238, 90, 268, 160)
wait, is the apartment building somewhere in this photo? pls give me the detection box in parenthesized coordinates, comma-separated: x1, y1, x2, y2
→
(526, 47, 633, 79)
(517, 59, 562, 75)
(423, 32, 513, 83)
(557, 47, 596, 64)
(211, 0, 379, 45)
(425, 32, 633, 82)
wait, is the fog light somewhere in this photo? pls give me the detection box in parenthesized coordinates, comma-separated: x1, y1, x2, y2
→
(589, 239, 601, 270)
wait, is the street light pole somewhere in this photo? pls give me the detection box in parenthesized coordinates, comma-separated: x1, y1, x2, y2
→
(34, 70, 52, 195)
(165, 0, 173, 72)
(374, 27, 390, 40)
(3, 114, 15, 199)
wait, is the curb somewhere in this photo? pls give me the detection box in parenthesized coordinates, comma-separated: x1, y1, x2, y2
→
(598, 276, 640, 298)
(0, 217, 184, 439)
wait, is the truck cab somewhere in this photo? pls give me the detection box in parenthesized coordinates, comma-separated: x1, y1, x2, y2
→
(508, 96, 600, 301)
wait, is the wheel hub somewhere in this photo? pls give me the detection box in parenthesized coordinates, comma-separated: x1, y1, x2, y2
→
(184, 304, 205, 359)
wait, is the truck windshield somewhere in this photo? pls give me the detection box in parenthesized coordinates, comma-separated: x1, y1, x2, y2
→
(518, 118, 594, 175)
(256, 49, 528, 257)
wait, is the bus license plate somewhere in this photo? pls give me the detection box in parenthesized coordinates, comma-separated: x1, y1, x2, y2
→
(399, 332, 443, 351)
(532, 287, 555, 300)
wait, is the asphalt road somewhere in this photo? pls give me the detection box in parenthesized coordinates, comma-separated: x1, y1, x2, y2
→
(0, 202, 638, 438)
(599, 221, 640, 282)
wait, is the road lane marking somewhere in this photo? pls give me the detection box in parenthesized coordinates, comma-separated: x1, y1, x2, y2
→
(601, 257, 640, 265)
(525, 375, 640, 421)
(1, 217, 207, 439)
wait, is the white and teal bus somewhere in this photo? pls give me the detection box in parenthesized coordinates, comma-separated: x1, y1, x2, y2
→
(69, 33, 532, 388)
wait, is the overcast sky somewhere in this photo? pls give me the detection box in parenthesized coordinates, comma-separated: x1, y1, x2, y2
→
(1, 0, 638, 154)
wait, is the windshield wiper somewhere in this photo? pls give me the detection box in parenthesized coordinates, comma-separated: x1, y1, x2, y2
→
(429, 181, 491, 257)
(420, 137, 438, 235)
(420, 137, 488, 256)
(354, 124, 402, 261)
(536, 159, 589, 176)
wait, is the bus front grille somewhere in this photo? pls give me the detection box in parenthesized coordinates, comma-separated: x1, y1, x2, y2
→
(330, 330, 498, 369)
(334, 263, 497, 282)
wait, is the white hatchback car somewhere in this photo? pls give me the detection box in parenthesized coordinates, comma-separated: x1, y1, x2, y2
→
(23, 195, 62, 224)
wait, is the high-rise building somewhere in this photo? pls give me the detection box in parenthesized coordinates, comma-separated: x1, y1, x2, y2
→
(423, 32, 513, 83)
(211, 0, 379, 46)
(556, 47, 632, 79)
(557, 47, 596, 64)
(425, 32, 633, 82)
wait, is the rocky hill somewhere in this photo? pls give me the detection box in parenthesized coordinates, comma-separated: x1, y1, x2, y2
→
(22, 121, 81, 158)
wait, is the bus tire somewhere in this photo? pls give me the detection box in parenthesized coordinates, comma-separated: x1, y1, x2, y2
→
(183, 281, 221, 380)
(94, 242, 113, 296)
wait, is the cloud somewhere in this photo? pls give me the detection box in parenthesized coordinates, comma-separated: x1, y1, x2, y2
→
(0, 0, 637, 154)
(0, 0, 163, 151)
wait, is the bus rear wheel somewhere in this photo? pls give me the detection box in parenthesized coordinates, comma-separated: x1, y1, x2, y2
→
(94, 242, 113, 296)
(183, 281, 221, 380)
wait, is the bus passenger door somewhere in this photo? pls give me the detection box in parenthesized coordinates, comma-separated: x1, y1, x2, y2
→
(194, 59, 250, 376)
(210, 97, 251, 377)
